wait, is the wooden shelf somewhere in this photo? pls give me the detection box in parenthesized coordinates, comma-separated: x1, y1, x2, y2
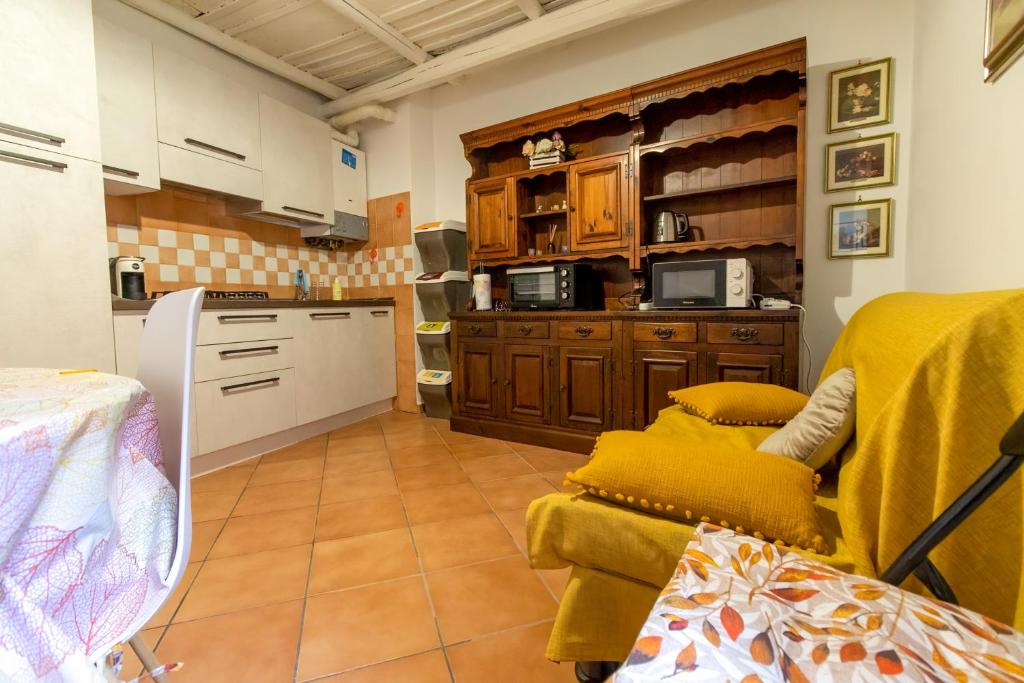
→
(643, 175, 797, 203)
(472, 249, 628, 268)
(642, 235, 796, 256)
(520, 209, 569, 219)
(639, 117, 798, 157)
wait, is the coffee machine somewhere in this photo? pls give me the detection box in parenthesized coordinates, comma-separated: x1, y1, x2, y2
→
(109, 256, 146, 300)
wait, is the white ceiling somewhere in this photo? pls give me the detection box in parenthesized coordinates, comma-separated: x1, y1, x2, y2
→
(158, 0, 583, 92)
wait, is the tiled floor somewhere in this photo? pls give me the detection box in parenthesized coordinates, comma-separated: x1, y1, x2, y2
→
(135, 411, 587, 682)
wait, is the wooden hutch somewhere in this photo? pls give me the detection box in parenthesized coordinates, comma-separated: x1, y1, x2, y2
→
(450, 39, 807, 452)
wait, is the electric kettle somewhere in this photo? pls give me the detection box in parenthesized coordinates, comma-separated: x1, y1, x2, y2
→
(652, 211, 690, 243)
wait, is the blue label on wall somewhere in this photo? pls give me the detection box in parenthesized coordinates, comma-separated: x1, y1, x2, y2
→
(341, 149, 357, 169)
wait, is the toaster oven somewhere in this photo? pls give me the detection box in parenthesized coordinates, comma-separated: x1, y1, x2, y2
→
(507, 264, 600, 310)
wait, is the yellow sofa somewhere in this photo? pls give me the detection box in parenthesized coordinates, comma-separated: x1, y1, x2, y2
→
(527, 290, 1024, 663)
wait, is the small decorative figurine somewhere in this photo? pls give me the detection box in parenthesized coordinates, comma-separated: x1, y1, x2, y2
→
(534, 138, 554, 154)
(552, 131, 566, 152)
(521, 140, 535, 157)
(561, 199, 568, 210)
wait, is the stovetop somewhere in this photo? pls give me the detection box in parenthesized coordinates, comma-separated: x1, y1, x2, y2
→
(150, 290, 270, 300)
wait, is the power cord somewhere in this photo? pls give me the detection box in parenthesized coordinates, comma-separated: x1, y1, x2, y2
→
(752, 295, 813, 392)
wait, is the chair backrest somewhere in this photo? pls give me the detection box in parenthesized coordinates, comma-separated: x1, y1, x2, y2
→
(135, 287, 203, 594)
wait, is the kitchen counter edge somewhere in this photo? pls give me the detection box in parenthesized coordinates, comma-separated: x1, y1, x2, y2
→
(112, 297, 396, 312)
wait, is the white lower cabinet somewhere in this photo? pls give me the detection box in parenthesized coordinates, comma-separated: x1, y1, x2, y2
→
(355, 307, 398, 406)
(294, 309, 361, 425)
(195, 369, 297, 454)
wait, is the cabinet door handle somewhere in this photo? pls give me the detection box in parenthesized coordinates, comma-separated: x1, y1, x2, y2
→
(220, 376, 279, 392)
(184, 137, 246, 161)
(218, 345, 279, 357)
(504, 379, 511, 386)
(102, 164, 140, 178)
(371, 310, 390, 317)
(468, 324, 482, 335)
(0, 121, 65, 145)
(730, 327, 759, 342)
(560, 384, 566, 391)
(518, 325, 533, 335)
(310, 311, 351, 319)
(0, 148, 67, 171)
(653, 326, 675, 340)
(490, 378, 497, 385)
(575, 325, 594, 338)
(217, 314, 278, 322)
(282, 205, 325, 219)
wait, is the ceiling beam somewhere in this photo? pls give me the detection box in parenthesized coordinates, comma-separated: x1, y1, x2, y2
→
(118, 0, 345, 98)
(223, 0, 320, 37)
(321, 0, 431, 65)
(513, 0, 545, 20)
(321, 0, 694, 116)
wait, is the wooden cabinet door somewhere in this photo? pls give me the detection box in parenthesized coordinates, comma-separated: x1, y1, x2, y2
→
(468, 177, 515, 259)
(504, 345, 549, 424)
(633, 350, 698, 428)
(706, 352, 784, 385)
(458, 342, 501, 417)
(558, 346, 613, 431)
(569, 154, 629, 251)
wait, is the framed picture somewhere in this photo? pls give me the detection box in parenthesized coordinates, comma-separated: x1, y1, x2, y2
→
(827, 58, 892, 132)
(829, 199, 892, 259)
(985, 0, 1024, 81)
(825, 133, 897, 193)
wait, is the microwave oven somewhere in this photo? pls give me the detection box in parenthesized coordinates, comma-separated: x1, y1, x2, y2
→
(507, 264, 600, 310)
(651, 258, 753, 309)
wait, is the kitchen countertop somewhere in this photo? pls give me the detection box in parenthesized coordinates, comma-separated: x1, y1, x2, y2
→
(112, 296, 395, 312)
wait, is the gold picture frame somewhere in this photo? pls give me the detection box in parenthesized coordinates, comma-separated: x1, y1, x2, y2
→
(827, 58, 892, 133)
(829, 199, 892, 259)
(985, 0, 1024, 81)
(825, 133, 897, 193)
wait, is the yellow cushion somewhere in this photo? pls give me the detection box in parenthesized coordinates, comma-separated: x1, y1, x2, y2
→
(668, 382, 809, 425)
(565, 430, 827, 553)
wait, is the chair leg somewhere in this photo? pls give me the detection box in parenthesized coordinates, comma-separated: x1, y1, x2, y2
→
(129, 633, 170, 683)
(575, 661, 620, 682)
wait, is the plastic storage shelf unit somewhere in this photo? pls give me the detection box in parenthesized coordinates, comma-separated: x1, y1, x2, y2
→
(415, 271, 471, 321)
(415, 321, 451, 371)
(414, 220, 467, 274)
(416, 370, 453, 419)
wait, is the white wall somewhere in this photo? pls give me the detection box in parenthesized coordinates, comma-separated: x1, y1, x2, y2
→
(92, 0, 323, 115)
(907, 0, 1024, 292)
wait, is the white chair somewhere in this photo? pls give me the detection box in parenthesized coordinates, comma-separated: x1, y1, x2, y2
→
(127, 288, 204, 681)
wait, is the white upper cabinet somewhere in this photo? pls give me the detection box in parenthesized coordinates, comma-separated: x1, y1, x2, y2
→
(93, 18, 160, 195)
(0, 0, 101, 162)
(153, 47, 262, 171)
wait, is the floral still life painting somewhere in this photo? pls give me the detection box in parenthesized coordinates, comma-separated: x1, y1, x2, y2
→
(829, 199, 891, 259)
(826, 133, 896, 192)
(828, 58, 892, 132)
(612, 524, 1024, 683)
(986, 0, 1024, 80)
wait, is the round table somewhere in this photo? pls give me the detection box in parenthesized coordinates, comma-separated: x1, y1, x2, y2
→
(0, 368, 177, 682)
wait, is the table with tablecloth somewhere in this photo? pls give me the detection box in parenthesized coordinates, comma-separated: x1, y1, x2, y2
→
(0, 368, 177, 682)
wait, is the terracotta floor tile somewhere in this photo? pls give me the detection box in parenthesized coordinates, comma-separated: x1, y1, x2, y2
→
(321, 470, 398, 504)
(438, 431, 496, 445)
(447, 621, 572, 682)
(208, 506, 316, 559)
(146, 563, 200, 628)
(539, 470, 577, 491)
(232, 478, 320, 517)
(447, 440, 515, 461)
(427, 556, 556, 644)
(118, 626, 163, 680)
(189, 518, 224, 563)
(516, 449, 588, 473)
(296, 576, 440, 680)
(247, 456, 324, 486)
(477, 474, 557, 511)
(158, 601, 303, 683)
(260, 438, 327, 463)
(315, 495, 407, 541)
(190, 466, 251, 494)
(461, 453, 535, 482)
(537, 566, 572, 600)
(495, 508, 529, 553)
(389, 445, 457, 469)
(395, 462, 469, 491)
(385, 433, 446, 450)
(318, 650, 451, 683)
(309, 528, 419, 593)
(191, 489, 240, 522)
(175, 544, 311, 622)
(326, 434, 388, 455)
(425, 417, 451, 431)
(412, 513, 520, 572)
(328, 421, 383, 439)
(402, 483, 491, 525)
(324, 451, 391, 477)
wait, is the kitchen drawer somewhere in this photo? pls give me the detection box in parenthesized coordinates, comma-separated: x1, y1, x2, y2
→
(633, 322, 697, 344)
(194, 338, 294, 382)
(460, 321, 497, 338)
(705, 322, 783, 346)
(502, 321, 549, 339)
(197, 309, 293, 345)
(194, 369, 296, 454)
(557, 321, 612, 341)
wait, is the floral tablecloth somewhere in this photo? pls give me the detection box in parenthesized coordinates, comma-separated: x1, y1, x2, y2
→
(0, 369, 177, 682)
(613, 524, 1024, 682)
